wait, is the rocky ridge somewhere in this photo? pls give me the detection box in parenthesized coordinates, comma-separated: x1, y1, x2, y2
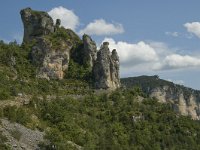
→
(20, 8, 120, 90)
(121, 76, 200, 120)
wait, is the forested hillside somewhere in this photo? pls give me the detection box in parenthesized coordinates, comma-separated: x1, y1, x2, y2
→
(0, 7, 200, 150)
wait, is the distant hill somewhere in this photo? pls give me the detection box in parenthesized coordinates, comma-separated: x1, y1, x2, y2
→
(121, 75, 200, 120)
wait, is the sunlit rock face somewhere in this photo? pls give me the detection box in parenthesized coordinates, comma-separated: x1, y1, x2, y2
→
(150, 86, 200, 120)
(121, 76, 200, 120)
(31, 37, 72, 80)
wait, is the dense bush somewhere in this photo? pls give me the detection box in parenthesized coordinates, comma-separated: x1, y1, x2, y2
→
(3, 106, 30, 125)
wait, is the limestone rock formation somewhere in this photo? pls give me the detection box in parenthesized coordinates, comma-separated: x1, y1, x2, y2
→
(149, 86, 200, 120)
(31, 37, 72, 80)
(121, 76, 200, 120)
(20, 8, 81, 80)
(111, 49, 120, 86)
(20, 8, 55, 43)
(82, 34, 97, 68)
(20, 8, 121, 86)
(93, 42, 120, 90)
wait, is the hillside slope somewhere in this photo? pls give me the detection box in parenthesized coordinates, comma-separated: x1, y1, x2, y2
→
(121, 75, 200, 120)
(0, 8, 200, 149)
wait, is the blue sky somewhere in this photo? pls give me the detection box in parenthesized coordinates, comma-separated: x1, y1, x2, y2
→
(1, 0, 200, 89)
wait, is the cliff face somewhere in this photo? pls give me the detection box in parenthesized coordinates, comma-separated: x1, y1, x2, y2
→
(149, 86, 200, 120)
(20, 8, 120, 89)
(121, 76, 200, 120)
(20, 8, 55, 43)
(31, 37, 72, 80)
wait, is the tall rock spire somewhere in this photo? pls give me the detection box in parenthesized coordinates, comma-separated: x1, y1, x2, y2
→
(82, 34, 97, 68)
(93, 42, 120, 90)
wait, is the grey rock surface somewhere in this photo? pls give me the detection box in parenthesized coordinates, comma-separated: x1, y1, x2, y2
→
(121, 76, 200, 120)
(93, 42, 120, 90)
(149, 86, 200, 120)
(0, 119, 44, 150)
(20, 8, 79, 80)
(82, 34, 97, 68)
(20, 7, 55, 43)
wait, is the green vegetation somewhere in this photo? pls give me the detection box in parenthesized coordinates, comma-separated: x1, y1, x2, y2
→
(35, 88, 200, 149)
(0, 130, 9, 149)
(66, 60, 92, 81)
(3, 106, 30, 125)
(45, 27, 81, 50)
(0, 36, 200, 149)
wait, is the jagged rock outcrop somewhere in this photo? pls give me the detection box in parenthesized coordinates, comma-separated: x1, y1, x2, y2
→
(20, 8, 80, 80)
(20, 8, 121, 87)
(82, 34, 97, 68)
(93, 42, 120, 90)
(20, 8, 55, 43)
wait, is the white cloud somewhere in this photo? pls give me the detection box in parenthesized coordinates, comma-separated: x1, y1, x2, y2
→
(184, 22, 200, 38)
(48, 6, 79, 30)
(100, 38, 200, 73)
(165, 31, 179, 37)
(79, 19, 124, 36)
(165, 31, 193, 39)
(102, 38, 158, 67)
(153, 54, 200, 70)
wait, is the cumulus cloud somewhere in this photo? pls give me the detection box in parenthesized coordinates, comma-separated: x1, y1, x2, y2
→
(184, 22, 200, 38)
(79, 19, 124, 36)
(48, 6, 79, 30)
(100, 38, 200, 72)
(153, 54, 200, 70)
(101, 38, 158, 67)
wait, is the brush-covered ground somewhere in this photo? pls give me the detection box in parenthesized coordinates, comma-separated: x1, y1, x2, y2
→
(0, 41, 200, 150)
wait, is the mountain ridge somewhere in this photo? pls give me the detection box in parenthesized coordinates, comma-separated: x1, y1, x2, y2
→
(121, 75, 200, 120)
